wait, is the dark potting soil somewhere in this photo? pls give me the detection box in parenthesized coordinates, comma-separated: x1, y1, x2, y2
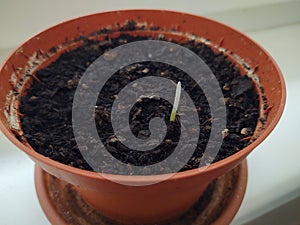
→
(19, 34, 259, 175)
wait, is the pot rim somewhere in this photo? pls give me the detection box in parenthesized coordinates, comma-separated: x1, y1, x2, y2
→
(0, 9, 286, 184)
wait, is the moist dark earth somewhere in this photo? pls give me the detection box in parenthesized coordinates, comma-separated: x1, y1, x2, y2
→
(19, 34, 259, 175)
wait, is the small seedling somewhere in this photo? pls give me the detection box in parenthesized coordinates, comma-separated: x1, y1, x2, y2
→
(170, 81, 182, 122)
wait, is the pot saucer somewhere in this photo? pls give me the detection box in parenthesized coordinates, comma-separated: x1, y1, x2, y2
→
(35, 160, 247, 225)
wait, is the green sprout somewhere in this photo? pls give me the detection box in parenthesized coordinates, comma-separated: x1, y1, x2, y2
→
(170, 81, 182, 122)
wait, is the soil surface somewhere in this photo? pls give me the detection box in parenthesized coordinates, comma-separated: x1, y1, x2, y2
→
(20, 34, 259, 174)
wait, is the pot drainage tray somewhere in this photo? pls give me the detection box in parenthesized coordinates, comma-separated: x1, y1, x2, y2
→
(35, 161, 247, 225)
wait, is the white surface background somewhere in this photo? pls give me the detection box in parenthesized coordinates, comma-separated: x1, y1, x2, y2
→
(1, 1, 300, 224)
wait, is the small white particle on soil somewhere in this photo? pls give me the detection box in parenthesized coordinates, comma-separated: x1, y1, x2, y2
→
(142, 68, 149, 74)
(240, 128, 252, 135)
(103, 51, 118, 61)
(222, 128, 229, 138)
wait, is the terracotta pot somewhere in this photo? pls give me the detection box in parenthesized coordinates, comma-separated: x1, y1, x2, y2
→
(0, 10, 285, 225)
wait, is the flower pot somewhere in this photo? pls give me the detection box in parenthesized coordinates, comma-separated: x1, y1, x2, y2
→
(0, 10, 285, 225)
